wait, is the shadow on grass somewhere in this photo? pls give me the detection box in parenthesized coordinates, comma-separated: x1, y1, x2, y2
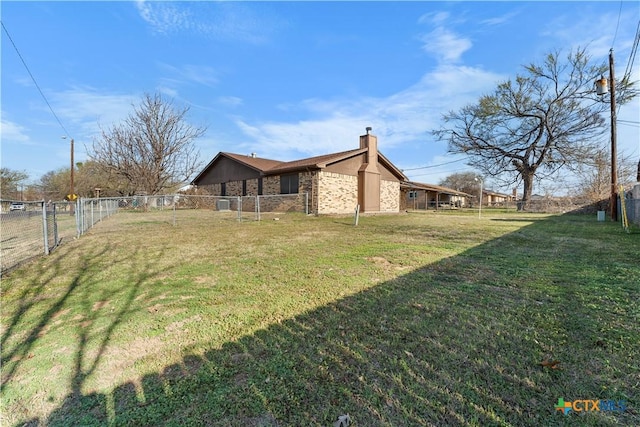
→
(11, 215, 639, 426)
(2, 239, 174, 424)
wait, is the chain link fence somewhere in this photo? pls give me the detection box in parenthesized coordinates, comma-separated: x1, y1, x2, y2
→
(1, 200, 76, 276)
(1, 193, 310, 275)
(622, 196, 639, 226)
(76, 193, 310, 235)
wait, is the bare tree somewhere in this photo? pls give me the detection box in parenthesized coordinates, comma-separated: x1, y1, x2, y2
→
(91, 93, 206, 195)
(439, 172, 481, 196)
(575, 148, 637, 209)
(0, 168, 28, 200)
(433, 48, 637, 209)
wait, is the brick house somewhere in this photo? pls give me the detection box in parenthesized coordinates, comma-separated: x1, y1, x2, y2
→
(401, 182, 472, 210)
(191, 129, 408, 215)
(482, 190, 514, 207)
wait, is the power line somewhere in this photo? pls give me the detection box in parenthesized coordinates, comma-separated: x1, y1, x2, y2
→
(1, 20, 70, 137)
(617, 19, 640, 107)
(408, 166, 477, 179)
(401, 157, 467, 172)
(611, 0, 624, 49)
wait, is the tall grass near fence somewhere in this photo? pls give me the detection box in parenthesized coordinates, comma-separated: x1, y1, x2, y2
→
(1, 211, 638, 426)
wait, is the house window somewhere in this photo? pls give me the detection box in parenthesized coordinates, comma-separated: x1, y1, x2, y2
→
(258, 178, 263, 196)
(409, 191, 418, 199)
(280, 173, 299, 194)
(221, 182, 226, 196)
(242, 180, 247, 196)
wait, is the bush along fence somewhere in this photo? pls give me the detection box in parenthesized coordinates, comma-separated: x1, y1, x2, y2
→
(0, 200, 76, 276)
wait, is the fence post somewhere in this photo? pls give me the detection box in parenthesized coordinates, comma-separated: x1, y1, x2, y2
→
(237, 196, 242, 222)
(305, 192, 309, 215)
(76, 198, 82, 237)
(256, 195, 261, 221)
(41, 200, 50, 255)
(53, 201, 59, 247)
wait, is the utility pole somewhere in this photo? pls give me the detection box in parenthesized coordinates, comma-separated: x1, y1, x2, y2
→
(63, 136, 75, 215)
(609, 49, 618, 222)
(70, 138, 75, 198)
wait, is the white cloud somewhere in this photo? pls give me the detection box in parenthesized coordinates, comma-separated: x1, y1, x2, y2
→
(480, 10, 521, 27)
(157, 63, 220, 89)
(134, 1, 279, 44)
(135, 0, 192, 35)
(417, 11, 472, 65)
(47, 87, 138, 141)
(420, 27, 472, 65)
(235, 63, 503, 161)
(218, 96, 243, 108)
(1, 117, 29, 141)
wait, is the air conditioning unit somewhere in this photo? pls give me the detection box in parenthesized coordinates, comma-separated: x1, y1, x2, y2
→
(216, 199, 230, 211)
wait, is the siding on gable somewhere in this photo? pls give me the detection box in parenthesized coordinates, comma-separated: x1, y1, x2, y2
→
(324, 154, 364, 176)
(197, 157, 261, 185)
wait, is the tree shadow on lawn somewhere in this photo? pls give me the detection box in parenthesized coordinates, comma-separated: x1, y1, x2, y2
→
(2, 240, 174, 425)
(15, 215, 639, 426)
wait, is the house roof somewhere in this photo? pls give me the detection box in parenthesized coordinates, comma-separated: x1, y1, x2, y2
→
(267, 148, 365, 174)
(401, 181, 472, 197)
(483, 189, 512, 198)
(222, 152, 283, 171)
(192, 146, 408, 184)
(191, 152, 283, 184)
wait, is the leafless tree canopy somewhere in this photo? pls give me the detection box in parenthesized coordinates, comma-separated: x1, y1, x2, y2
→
(574, 149, 637, 210)
(91, 93, 206, 196)
(0, 168, 29, 199)
(433, 48, 637, 209)
(439, 172, 481, 196)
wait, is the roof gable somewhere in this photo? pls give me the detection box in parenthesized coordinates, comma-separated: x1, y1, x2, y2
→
(266, 148, 365, 174)
(193, 145, 408, 184)
(191, 152, 283, 185)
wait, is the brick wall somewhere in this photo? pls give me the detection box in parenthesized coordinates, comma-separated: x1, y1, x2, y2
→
(200, 170, 400, 215)
(317, 172, 358, 214)
(380, 180, 400, 212)
(226, 180, 242, 196)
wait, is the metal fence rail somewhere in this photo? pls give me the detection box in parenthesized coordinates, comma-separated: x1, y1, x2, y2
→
(0, 201, 75, 276)
(77, 198, 120, 235)
(1, 193, 311, 275)
(76, 193, 311, 235)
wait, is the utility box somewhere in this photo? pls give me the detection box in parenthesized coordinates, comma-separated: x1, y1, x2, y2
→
(216, 199, 230, 211)
(597, 211, 605, 222)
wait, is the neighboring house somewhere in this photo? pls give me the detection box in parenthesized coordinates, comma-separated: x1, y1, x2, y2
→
(401, 182, 471, 210)
(191, 129, 408, 215)
(482, 190, 515, 206)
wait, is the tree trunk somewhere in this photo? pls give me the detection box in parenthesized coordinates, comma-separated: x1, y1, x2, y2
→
(520, 173, 534, 211)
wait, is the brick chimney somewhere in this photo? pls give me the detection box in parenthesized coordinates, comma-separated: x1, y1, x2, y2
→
(358, 127, 381, 212)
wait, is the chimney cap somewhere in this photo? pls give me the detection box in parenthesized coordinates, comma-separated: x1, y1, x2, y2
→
(366, 126, 372, 134)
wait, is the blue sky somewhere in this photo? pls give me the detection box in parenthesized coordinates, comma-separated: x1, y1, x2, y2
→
(2, 1, 639, 193)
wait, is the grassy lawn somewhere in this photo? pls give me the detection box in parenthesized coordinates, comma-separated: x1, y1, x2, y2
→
(1, 210, 638, 426)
